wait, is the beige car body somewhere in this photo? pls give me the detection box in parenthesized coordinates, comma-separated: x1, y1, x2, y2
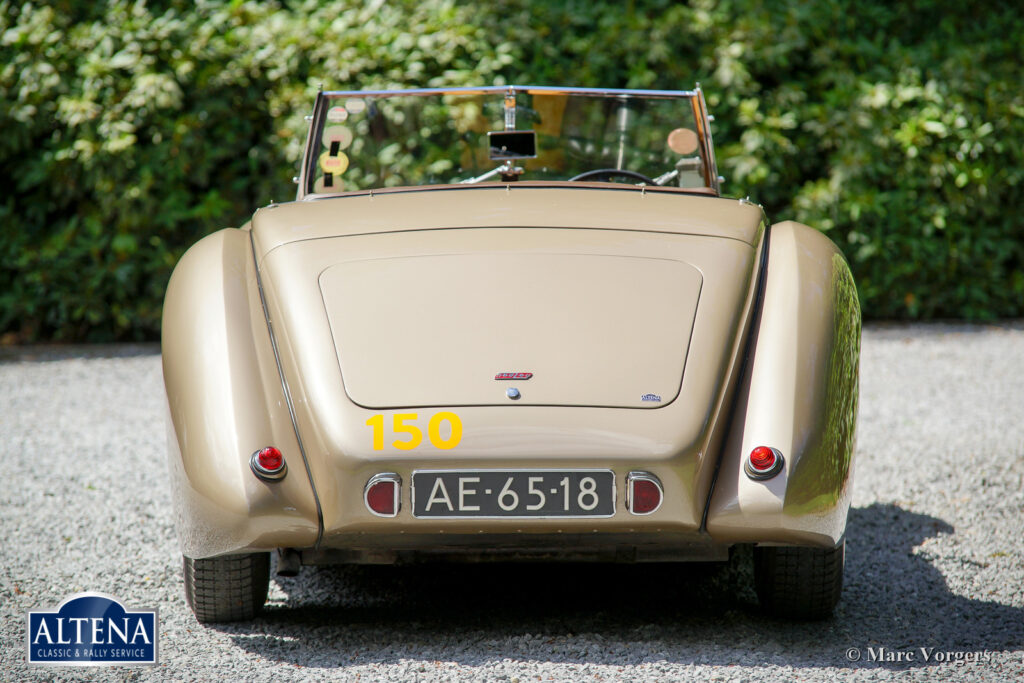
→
(163, 180, 860, 564)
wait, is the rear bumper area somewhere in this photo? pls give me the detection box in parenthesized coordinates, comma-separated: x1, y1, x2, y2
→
(319, 460, 706, 539)
(300, 531, 729, 564)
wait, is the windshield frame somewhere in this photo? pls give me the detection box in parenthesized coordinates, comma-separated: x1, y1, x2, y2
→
(296, 85, 719, 200)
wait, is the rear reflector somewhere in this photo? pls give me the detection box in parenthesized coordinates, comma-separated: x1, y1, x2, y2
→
(745, 446, 784, 480)
(250, 446, 287, 481)
(364, 473, 401, 517)
(626, 471, 663, 515)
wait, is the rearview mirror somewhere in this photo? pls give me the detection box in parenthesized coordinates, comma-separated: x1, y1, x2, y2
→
(488, 130, 537, 160)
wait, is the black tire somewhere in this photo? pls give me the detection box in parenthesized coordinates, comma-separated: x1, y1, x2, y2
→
(183, 553, 270, 623)
(753, 541, 844, 620)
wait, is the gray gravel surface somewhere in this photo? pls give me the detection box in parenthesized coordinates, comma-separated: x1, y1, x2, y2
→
(2, 323, 1023, 681)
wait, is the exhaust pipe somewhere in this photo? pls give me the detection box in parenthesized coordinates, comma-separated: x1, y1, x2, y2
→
(275, 547, 301, 577)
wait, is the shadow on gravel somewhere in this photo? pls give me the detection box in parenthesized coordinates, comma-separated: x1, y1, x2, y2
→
(217, 503, 1023, 672)
(0, 343, 159, 363)
(864, 320, 1024, 339)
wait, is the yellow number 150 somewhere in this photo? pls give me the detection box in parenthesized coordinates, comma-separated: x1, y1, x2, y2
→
(365, 412, 463, 451)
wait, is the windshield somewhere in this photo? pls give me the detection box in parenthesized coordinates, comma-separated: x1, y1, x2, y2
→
(299, 86, 718, 197)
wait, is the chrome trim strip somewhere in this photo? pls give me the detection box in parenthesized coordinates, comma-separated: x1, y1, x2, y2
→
(699, 217, 771, 532)
(692, 85, 720, 194)
(296, 91, 329, 200)
(364, 472, 402, 518)
(410, 468, 616, 520)
(626, 471, 664, 515)
(249, 230, 325, 546)
(322, 85, 699, 99)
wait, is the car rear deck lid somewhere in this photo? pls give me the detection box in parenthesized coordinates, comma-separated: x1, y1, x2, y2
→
(319, 251, 702, 409)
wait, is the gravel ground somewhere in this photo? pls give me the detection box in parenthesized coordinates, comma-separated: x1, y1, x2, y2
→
(1, 323, 1022, 681)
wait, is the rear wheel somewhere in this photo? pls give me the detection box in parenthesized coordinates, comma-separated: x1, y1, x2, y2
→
(753, 541, 844, 620)
(183, 552, 270, 623)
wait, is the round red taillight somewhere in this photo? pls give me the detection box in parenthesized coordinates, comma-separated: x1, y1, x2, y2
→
(627, 472, 663, 515)
(257, 447, 283, 471)
(749, 446, 776, 471)
(250, 446, 287, 481)
(364, 473, 401, 517)
(745, 446, 784, 480)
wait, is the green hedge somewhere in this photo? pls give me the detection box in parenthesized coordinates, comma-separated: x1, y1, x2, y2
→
(1, 1, 1021, 342)
(0, 0, 513, 341)
(490, 0, 1024, 319)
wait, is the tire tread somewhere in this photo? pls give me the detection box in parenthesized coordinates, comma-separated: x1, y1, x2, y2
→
(754, 541, 844, 620)
(183, 553, 270, 623)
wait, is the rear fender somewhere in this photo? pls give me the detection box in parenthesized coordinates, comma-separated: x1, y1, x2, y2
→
(706, 221, 860, 548)
(162, 227, 320, 558)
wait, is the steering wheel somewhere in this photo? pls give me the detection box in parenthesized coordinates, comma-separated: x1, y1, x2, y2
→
(568, 168, 658, 184)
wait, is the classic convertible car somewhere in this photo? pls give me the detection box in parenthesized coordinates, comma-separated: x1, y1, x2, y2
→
(162, 86, 860, 622)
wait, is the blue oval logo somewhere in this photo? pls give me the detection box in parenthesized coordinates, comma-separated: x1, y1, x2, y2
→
(26, 592, 158, 665)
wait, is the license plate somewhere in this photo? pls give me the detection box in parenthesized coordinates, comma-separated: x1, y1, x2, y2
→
(412, 470, 615, 518)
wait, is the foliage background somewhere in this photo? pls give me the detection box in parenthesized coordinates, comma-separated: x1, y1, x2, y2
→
(2, 0, 1022, 342)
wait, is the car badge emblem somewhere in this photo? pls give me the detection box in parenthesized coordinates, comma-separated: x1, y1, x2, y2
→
(641, 393, 662, 402)
(495, 372, 533, 380)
